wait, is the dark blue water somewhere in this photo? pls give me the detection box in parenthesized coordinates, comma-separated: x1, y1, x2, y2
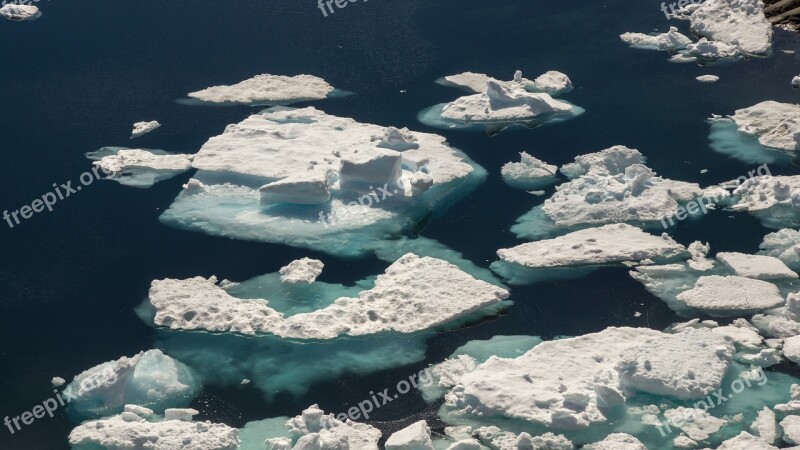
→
(1, 0, 799, 448)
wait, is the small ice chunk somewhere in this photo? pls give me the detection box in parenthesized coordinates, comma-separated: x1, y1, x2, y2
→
(697, 75, 720, 83)
(781, 415, 800, 444)
(279, 258, 324, 284)
(51, 377, 65, 387)
(500, 152, 558, 190)
(620, 27, 693, 51)
(385, 420, 434, 450)
(164, 408, 199, 421)
(793, 76, 800, 90)
(90, 148, 194, 188)
(531, 71, 573, 95)
(0, 4, 40, 21)
(131, 120, 161, 139)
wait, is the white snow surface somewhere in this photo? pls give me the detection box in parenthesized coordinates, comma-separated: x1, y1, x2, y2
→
(148, 253, 508, 339)
(496, 224, 687, 269)
(187, 74, 334, 105)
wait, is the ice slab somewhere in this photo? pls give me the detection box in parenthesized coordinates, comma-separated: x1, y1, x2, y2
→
(492, 224, 688, 285)
(619, 27, 692, 51)
(86, 147, 194, 188)
(131, 120, 161, 139)
(716, 252, 798, 280)
(183, 74, 335, 106)
(385, 420, 434, 450)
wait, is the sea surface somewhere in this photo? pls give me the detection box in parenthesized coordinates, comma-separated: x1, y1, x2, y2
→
(1, 0, 799, 448)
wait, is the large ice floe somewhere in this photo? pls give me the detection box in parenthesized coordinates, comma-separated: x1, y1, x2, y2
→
(86, 147, 194, 188)
(69, 405, 239, 450)
(509, 145, 728, 241)
(159, 106, 486, 258)
(422, 326, 800, 449)
(139, 255, 509, 398)
(0, 4, 41, 21)
(620, 0, 772, 64)
(63, 349, 199, 420)
(180, 74, 337, 106)
(492, 223, 689, 284)
(708, 101, 800, 164)
(420, 70, 583, 135)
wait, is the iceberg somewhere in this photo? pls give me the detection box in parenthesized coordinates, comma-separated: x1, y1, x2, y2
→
(160, 106, 485, 257)
(728, 175, 800, 228)
(130, 120, 161, 139)
(69, 405, 239, 450)
(183, 74, 335, 106)
(437, 70, 573, 96)
(684, 0, 773, 56)
(279, 257, 324, 284)
(86, 147, 194, 188)
(64, 349, 199, 420)
(500, 152, 559, 190)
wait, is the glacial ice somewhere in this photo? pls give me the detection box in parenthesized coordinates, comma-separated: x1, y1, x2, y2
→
(69, 405, 239, 450)
(422, 72, 583, 134)
(86, 147, 194, 188)
(0, 4, 40, 21)
(131, 120, 161, 139)
(65, 350, 198, 419)
(183, 74, 335, 106)
(160, 107, 485, 257)
(492, 224, 688, 285)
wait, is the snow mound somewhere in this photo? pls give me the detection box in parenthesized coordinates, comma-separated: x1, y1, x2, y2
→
(65, 350, 198, 419)
(619, 27, 692, 51)
(131, 120, 161, 139)
(148, 253, 508, 339)
(185, 74, 334, 106)
(87, 147, 194, 188)
(500, 152, 558, 190)
(69, 406, 239, 450)
(279, 258, 324, 284)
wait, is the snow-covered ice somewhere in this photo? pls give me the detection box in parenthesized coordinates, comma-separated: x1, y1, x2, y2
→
(0, 4, 40, 21)
(185, 74, 335, 106)
(619, 27, 692, 51)
(716, 252, 798, 280)
(385, 420, 434, 450)
(697, 75, 720, 83)
(685, 0, 773, 56)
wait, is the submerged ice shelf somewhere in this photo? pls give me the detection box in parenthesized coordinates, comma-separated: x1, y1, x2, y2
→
(421, 70, 583, 135)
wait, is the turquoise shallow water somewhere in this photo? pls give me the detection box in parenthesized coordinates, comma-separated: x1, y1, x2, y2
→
(2, 0, 800, 448)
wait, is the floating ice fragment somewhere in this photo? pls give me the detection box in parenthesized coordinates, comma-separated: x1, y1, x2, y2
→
(184, 74, 335, 106)
(131, 120, 161, 139)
